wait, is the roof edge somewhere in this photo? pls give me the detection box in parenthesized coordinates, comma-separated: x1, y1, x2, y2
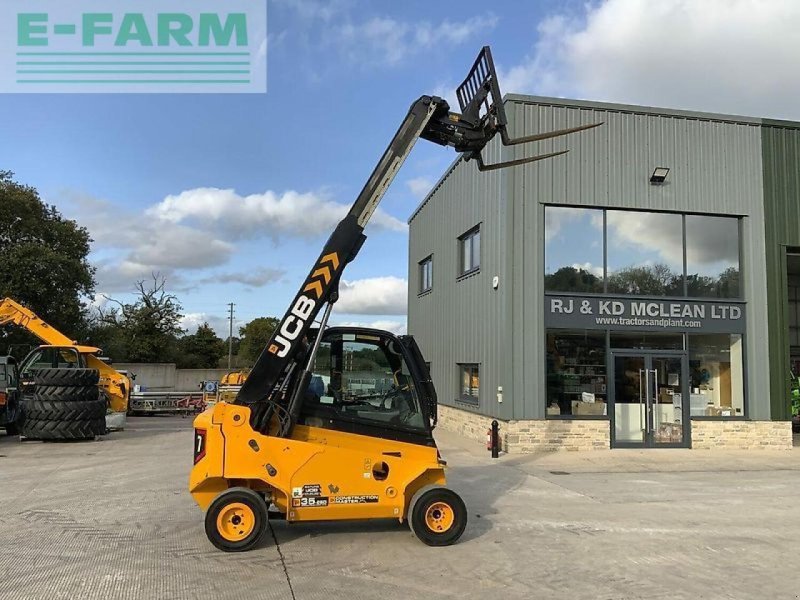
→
(504, 93, 785, 128)
(407, 152, 465, 224)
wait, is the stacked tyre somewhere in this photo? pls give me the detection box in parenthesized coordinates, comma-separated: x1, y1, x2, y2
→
(22, 368, 107, 440)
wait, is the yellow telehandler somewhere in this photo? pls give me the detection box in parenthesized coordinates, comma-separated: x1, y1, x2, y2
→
(189, 47, 600, 550)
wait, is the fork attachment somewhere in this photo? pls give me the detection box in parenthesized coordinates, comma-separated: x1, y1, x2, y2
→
(421, 46, 601, 171)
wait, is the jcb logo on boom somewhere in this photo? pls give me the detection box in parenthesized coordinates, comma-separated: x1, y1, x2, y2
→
(268, 295, 316, 358)
(268, 252, 339, 358)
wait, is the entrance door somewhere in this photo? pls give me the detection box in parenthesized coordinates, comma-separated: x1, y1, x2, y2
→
(611, 352, 687, 448)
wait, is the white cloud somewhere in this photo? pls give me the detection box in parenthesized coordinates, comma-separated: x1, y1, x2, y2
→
(180, 313, 240, 337)
(92, 259, 187, 295)
(333, 13, 497, 67)
(275, 0, 352, 22)
(199, 267, 286, 288)
(431, 82, 459, 112)
(128, 228, 233, 270)
(63, 183, 406, 294)
(64, 194, 233, 292)
(334, 276, 407, 315)
(500, 0, 800, 119)
(147, 187, 407, 239)
(572, 262, 603, 278)
(334, 319, 407, 335)
(406, 177, 434, 200)
(606, 211, 683, 269)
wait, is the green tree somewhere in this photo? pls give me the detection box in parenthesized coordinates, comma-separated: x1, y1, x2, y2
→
(0, 171, 95, 353)
(100, 275, 184, 363)
(607, 263, 682, 295)
(238, 317, 280, 364)
(544, 266, 602, 293)
(178, 323, 225, 368)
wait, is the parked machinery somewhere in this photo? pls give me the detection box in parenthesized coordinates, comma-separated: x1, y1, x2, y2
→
(0, 297, 131, 438)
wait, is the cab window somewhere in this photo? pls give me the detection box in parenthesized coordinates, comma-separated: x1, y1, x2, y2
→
(22, 347, 81, 375)
(301, 332, 427, 432)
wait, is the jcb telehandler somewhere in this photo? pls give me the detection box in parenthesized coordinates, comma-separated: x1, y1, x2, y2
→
(190, 47, 600, 550)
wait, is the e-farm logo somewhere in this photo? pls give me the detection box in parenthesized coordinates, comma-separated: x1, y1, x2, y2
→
(0, 1, 267, 93)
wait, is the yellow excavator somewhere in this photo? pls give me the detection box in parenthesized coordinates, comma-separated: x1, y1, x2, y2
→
(0, 297, 130, 429)
(189, 47, 600, 550)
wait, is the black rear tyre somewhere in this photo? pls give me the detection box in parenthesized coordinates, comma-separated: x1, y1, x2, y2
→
(22, 417, 105, 440)
(23, 398, 106, 421)
(34, 385, 100, 403)
(205, 487, 269, 552)
(30, 368, 99, 387)
(408, 487, 467, 547)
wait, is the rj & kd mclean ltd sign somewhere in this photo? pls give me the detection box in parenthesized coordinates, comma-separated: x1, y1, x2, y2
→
(0, 0, 267, 93)
(544, 294, 746, 334)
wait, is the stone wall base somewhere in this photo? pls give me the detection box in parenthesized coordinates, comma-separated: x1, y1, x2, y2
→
(438, 405, 609, 453)
(691, 420, 793, 449)
(437, 405, 793, 452)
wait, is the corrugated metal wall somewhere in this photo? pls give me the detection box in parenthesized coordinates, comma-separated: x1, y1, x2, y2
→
(409, 95, 771, 421)
(407, 136, 514, 419)
(762, 124, 800, 420)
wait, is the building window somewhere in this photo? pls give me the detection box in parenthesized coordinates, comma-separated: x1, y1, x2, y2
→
(606, 210, 684, 296)
(419, 256, 433, 293)
(543, 206, 742, 299)
(459, 226, 480, 276)
(458, 364, 480, 404)
(685, 215, 740, 298)
(546, 330, 607, 417)
(545, 206, 604, 293)
(688, 333, 745, 417)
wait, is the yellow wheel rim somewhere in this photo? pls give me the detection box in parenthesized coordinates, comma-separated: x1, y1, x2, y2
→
(424, 501, 455, 533)
(216, 502, 256, 542)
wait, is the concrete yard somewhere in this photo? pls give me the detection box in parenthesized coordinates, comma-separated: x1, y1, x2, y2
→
(0, 416, 798, 600)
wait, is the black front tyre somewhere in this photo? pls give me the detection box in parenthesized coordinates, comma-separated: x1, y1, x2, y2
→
(409, 487, 467, 547)
(204, 487, 269, 552)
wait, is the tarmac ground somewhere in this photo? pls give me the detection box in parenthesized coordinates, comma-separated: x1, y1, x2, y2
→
(1, 415, 798, 600)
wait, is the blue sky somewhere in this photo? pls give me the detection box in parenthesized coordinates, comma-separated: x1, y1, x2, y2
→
(1, 0, 797, 336)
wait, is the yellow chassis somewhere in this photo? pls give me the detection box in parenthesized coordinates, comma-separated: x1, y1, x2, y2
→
(190, 402, 447, 523)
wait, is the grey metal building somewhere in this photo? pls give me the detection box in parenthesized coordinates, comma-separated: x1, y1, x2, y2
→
(408, 94, 795, 451)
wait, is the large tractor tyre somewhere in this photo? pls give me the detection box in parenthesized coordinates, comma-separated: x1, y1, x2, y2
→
(408, 486, 468, 547)
(30, 368, 100, 388)
(23, 398, 106, 421)
(204, 487, 269, 552)
(22, 417, 105, 440)
(34, 385, 100, 403)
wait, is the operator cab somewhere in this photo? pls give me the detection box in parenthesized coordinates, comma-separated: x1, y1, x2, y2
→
(299, 327, 437, 446)
(19, 346, 85, 380)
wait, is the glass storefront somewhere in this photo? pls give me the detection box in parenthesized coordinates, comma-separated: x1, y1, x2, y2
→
(546, 330, 606, 417)
(544, 207, 604, 293)
(685, 216, 740, 298)
(543, 206, 747, 448)
(544, 206, 742, 298)
(687, 333, 744, 417)
(606, 210, 684, 296)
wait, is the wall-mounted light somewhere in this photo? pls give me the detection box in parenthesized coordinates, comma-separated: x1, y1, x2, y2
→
(650, 167, 670, 184)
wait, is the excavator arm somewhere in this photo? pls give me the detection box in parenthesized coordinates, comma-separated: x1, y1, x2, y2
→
(0, 297, 130, 413)
(236, 46, 601, 436)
